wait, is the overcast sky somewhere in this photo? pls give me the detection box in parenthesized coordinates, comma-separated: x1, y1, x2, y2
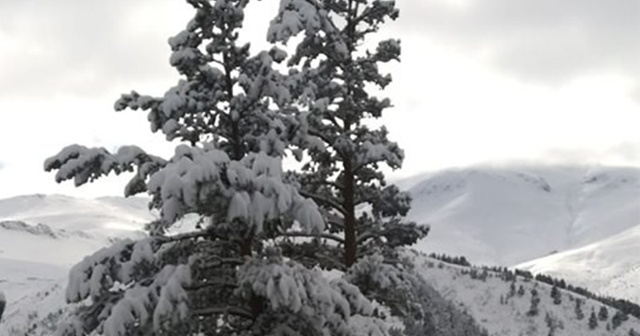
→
(0, 0, 638, 198)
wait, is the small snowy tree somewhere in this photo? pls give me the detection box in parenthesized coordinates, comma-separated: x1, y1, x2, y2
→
(612, 310, 628, 330)
(550, 285, 561, 305)
(599, 306, 609, 321)
(575, 298, 585, 320)
(45, 1, 389, 335)
(588, 309, 598, 330)
(508, 281, 516, 298)
(527, 289, 540, 316)
(266, 0, 429, 329)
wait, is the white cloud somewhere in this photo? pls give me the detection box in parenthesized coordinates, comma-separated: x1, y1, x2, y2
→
(0, 0, 638, 197)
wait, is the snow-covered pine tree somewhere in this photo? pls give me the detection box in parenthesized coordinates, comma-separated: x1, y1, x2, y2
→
(45, 1, 390, 335)
(269, 0, 428, 269)
(266, 0, 429, 331)
(551, 284, 561, 304)
(527, 288, 540, 316)
(599, 306, 609, 321)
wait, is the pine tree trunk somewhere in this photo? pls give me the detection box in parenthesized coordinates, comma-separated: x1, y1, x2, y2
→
(240, 230, 263, 318)
(343, 159, 357, 267)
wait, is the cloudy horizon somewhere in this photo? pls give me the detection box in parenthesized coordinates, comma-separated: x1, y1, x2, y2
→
(0, 0, 638, 198)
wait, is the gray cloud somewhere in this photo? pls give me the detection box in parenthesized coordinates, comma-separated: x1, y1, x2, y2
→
(0, 0, 189, 98)
(398, 0, 640, 86)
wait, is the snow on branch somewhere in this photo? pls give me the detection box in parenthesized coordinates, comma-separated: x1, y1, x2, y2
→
(345, 253, 409, 292)
(44, 144, 166, 195)
(352, 127, 404, 172)
(143, 144, 324, 233)
(237, 256, 390, 335)
(61, 237, 193, 336)
(268, 0, 326, 43)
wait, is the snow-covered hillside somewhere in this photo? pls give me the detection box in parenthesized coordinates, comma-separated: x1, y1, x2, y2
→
(518, 224, 640, 305)
(404, 165, 640, 302)
(0, 164, 638, 333)
(0, 194, 153, 240)
(414, 252, 640, 336)
(0, 195, 156, 333)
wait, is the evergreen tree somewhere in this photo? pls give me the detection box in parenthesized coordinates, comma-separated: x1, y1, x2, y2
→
(268, 0, 429, 268)
(517, 285, 525, 297)
(630, 328, 639, 336)
(598, 306, 609, 321)
(550, 285, 561, 304)
(267, 0, 429, 329)
(557, 279, 566, 289)
(508, 281, 516, 298)
(588, 309, 598, 329)
(527, 289, 540, 316)
(575, 298, 585, 320)
(612, 310, 628, 330)
(45, 1, 390, 335)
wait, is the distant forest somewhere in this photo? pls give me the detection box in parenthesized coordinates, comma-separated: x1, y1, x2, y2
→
(429, 253, 640, 319)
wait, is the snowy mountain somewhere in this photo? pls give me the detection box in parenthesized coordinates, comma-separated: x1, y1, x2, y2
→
(403, 165, 640, 302)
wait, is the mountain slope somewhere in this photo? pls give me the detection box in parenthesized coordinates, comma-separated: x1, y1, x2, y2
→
(0, 194, 154, 238)
(414, 252, 640, 335)
(0, 195, 154, 268)
(403, 165, 640, 301)
(518, 224, 640, 305)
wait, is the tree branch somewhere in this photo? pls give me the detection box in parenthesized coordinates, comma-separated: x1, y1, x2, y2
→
(183, 278, 238, 291)
(281, 231, 344, 244)
(299, 190, 347, 215)
(356, 231, 379, 245)
(198, 256, 245, 268)
(192, 306, 253, 320)
(154, 230, 214, 244)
